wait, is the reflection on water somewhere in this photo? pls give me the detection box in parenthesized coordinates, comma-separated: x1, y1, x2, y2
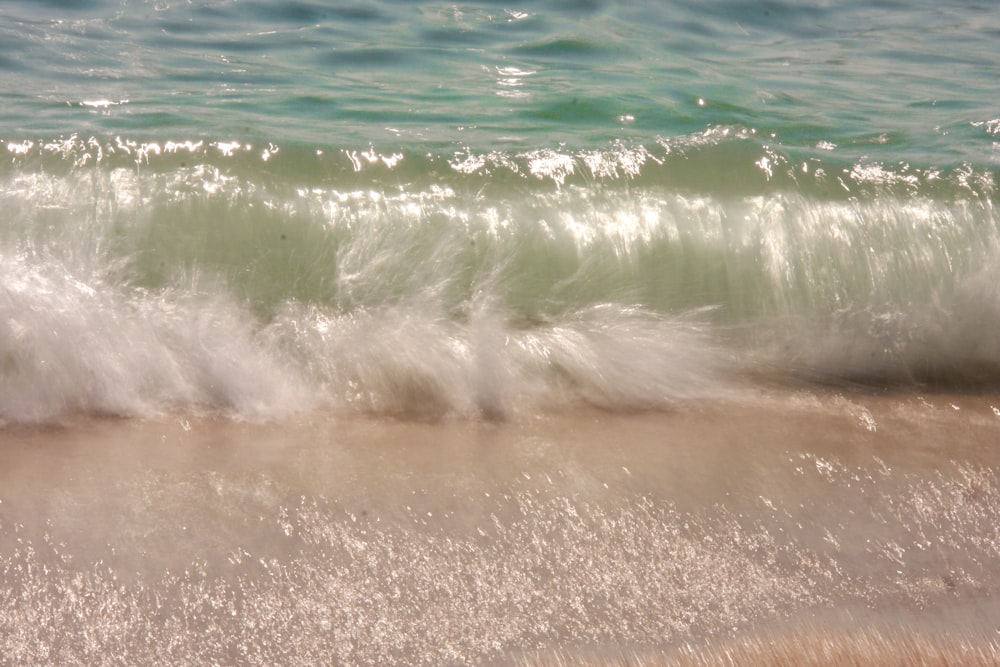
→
(2, 399, 1000, 665)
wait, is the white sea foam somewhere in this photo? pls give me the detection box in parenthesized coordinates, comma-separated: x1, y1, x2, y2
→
(0, 256, 310, 424)
(1, 142, 999, 422)
(0, 255, 728, 424)
(263, 300, 727, 420)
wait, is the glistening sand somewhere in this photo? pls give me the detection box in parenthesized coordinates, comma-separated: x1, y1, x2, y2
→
(2, 389, 1000, 665)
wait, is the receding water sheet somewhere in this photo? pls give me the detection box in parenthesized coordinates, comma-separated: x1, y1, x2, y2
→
(2, 0, 1000, 663)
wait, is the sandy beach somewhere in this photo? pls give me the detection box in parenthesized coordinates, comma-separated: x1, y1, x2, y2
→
(2, 389, 1000, 664)
(4, 0, 1000, 664)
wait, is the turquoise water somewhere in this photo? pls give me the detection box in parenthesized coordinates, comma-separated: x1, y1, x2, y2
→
(6, 5, 1000, 666)
(2, 0, 1000, 421)
(3, 0, 999, 160)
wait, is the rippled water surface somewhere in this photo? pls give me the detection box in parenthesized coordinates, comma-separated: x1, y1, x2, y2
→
(2, 0, 999, 160)
(3, 1, 1000, 664)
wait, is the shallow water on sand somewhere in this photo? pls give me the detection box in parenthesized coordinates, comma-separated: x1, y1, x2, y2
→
(4, 1, 1000, 663)
(2, 390, 1000, 665)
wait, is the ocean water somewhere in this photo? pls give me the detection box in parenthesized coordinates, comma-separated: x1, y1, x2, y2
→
(3, 1, 1000, 665)
(2, 0, 1000, 421)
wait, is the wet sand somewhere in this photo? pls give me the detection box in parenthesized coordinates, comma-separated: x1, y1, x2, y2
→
(1, 389, 1000, 664)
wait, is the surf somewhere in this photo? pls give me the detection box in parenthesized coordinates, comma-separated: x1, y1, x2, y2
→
(2, 134, 999, 423)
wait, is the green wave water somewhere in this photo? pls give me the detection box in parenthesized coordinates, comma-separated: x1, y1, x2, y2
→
(2, 134, 999, 422)
(2, 0, 1000, 421)
(5, 5, 1000, 666)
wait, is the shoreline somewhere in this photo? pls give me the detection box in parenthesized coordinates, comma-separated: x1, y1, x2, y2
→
(2, 388, 1000, 664)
